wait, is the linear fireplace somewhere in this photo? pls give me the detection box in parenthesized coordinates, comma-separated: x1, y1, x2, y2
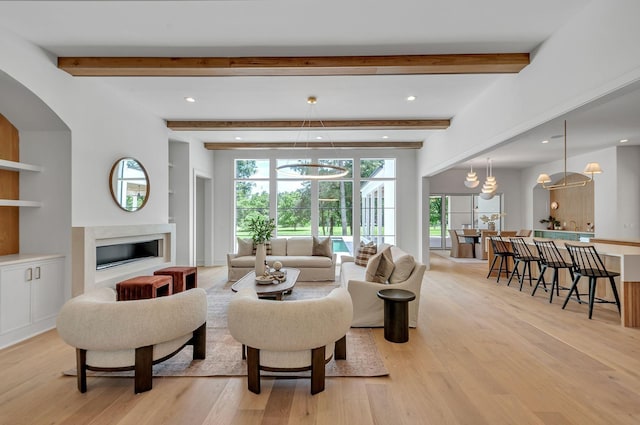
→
(72, 224, 175, 295)
(96, 239, 160, 270)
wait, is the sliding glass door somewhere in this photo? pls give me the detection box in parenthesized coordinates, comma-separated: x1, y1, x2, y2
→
(429, 194, 502, 250)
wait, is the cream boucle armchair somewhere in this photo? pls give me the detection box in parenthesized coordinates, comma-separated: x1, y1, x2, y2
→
(227, 287, 353, 395)
(56, 287, 208, 393)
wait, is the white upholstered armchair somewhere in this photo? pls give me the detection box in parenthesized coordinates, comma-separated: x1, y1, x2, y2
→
(227, 287, 353, 395)
(56, 287, 208, 393)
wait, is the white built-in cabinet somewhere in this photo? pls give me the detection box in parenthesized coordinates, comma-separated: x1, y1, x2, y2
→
(0, 255, 65, 348)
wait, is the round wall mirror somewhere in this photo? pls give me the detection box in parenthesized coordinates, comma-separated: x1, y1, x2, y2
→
(109, 157, 150, 212)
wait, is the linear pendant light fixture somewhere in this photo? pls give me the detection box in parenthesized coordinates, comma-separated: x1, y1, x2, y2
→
(275, 96, 349, 180)
(536, 120, 602, 190)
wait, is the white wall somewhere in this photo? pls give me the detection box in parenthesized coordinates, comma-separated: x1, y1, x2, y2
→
(616, 146, 640, 239)
(168, 137, 216, 266)
(521, 146, 619, 238)
(0, 27, 169, 227)
(212, 149, 419, 265)
(418, 0, 640, 177)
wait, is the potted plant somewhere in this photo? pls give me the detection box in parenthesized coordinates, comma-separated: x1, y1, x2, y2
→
(539, 215, 561, 230)
(247, 215, 276, 275)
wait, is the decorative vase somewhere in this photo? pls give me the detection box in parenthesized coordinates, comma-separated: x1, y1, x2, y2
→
(488, 222, 496, 231)
(254, 243, 266, 276)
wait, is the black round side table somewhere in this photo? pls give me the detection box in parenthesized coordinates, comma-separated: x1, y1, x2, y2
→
(377, 288, 416, 343)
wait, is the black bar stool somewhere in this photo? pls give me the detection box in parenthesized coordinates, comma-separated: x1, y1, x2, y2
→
(487, 236, 518, 283)
(508, 237, 544, 291)
(532, 240, 575, 303)
(562, 244, 621, 319)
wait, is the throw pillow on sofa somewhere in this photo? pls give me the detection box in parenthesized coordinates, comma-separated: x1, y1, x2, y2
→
(365, 246, 395, 283)
(312, 236, 333, 257)
(389, 254, 416, 284)
(270, 238, 287, 256)
(355, 241, 377, 266)
(237, 238, 254, 256)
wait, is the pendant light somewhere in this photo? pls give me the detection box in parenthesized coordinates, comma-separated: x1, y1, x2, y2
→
(537, 120, 602, 190)
(463, 163, 480, 188)
(479, 158, 497, 200)
(275, 96, 348, 179)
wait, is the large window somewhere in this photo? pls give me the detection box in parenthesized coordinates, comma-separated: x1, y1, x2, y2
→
(429, 193, 503, 250)
(234, 157, 393, 256)
(360, 159, 395, 245)
(234, 160, 270, 239)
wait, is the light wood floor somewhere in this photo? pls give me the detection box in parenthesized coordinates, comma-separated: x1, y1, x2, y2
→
(2, 256, 640, 425)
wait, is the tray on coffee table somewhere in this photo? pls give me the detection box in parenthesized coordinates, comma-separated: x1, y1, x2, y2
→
(231, 268, 300, 300)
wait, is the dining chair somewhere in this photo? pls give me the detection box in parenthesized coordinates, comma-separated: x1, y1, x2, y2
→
(562, 244, 621, 319)
(508, 237, 543, 291)
(532, 239, 575, 303)
(449, 230, 474, 258)
(516, 229, 532, 237)
(487, 236, 518, 283)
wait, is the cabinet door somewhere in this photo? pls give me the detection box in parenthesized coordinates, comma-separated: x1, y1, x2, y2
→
(0, 265, 32, 334)
(31, 259, 65, 323)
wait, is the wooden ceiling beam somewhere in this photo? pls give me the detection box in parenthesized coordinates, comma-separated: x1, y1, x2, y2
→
(204, 141, 423, 150)
(58, 53, 529, 77)
(167, 119, 449, 131)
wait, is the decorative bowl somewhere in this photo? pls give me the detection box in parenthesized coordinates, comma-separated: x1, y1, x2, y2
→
(255, 275, 275, 284)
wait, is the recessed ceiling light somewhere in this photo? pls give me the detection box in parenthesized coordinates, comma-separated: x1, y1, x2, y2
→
(620, 139, 629, 143)
(541, 140, 549, 144)
(234, 136, 242, 141)
(381, 136, 389, 139)
(406, 95, 416, 101)
(315, 136, 323, 140)
(184, 96, 196, 103)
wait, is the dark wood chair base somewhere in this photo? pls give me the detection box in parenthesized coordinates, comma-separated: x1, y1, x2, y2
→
(245, 335, 346, 395)
(76, 322, 207, 393)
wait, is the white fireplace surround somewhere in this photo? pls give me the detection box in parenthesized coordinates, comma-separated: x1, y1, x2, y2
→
(72, 224, 176, 296)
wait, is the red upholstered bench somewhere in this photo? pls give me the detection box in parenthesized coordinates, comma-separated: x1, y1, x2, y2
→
(116, 275, 173, 301)
(154, 266, 198, 293)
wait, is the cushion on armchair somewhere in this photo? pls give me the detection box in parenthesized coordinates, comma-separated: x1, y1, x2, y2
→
(389, 254, 416, 284)
(365, 246, 395, 283)
(355, 241, 377, 266)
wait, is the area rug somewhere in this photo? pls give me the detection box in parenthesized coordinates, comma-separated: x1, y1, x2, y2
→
(64, 278, 388, 378)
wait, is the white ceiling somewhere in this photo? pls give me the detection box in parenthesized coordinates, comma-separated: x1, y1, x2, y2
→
(4, 0, 636, 168)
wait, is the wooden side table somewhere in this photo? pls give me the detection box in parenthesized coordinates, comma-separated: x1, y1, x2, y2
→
(116, 275, 173, 301)
(377, 288, 416, 343)
(154, 266, 198, 293)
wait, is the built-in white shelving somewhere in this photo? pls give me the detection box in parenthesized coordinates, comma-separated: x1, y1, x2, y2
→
(0, 159, 43, 172)
(0, 159, 43, 207)
(0, 200, 42, 207)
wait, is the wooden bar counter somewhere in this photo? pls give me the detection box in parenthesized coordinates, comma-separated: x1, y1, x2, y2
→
(486, 236, 640, 328)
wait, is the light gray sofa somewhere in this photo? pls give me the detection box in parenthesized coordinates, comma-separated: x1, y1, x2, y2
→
(227, 236, 337, 281)
(340, 244, 425, 327)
